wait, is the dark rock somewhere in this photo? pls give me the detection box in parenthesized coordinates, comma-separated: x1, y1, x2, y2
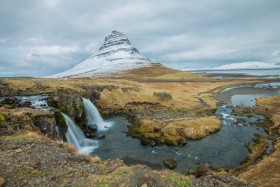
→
(149, 140, 156, 146)
(163, 159, 177, 170)
(98, 135, 106, 139)
(84, 124, 98, 138)
(0, 97, 21, 107)
(88, 124, 97, 132)
(153, 92, 172, 100)
(34, 116, 57, 139)
(85, 132, 95, 138)
(153, 127, 160, 133)
(19, 101, 32, 107)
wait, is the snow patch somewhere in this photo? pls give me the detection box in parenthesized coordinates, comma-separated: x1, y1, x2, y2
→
(182, 61, 280, 71)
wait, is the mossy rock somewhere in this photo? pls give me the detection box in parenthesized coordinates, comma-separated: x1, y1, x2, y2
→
(54, 111, 68, 134)
(163, 159, 177, 170)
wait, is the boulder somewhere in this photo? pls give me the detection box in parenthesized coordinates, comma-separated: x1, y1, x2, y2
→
(84, 124, 98, 138)
(163, 159, 177, 170)
(153, 92, 172, 100)
(88, 124, 98, 132)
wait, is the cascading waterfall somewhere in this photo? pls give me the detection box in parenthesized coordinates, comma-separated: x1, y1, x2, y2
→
(62, 113, 98, 154)
(83, 98, 113, 131)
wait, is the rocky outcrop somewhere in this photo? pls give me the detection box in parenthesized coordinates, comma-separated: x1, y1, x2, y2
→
(0, 97, 21, 108)
(0, 107, 57, 139)
(83, 85, 119, 103)
(47, 89, 85, 126)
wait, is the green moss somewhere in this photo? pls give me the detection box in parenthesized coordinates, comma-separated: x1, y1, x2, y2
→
(256, 117, 274, 130)
(5, 135, 29, 141)
(54, 111, 68, 134)
(252, 134, 265, 144)
(240, 155, 252, 165)
(0, 114, 5, 122)
(57, 143, 64, 148)
(14, 168, 28, 175)
(161, 175, 192, 186)
(29, 170, 47, 178)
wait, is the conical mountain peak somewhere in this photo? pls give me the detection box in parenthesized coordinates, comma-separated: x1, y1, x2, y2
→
(47, 31, 152, 78)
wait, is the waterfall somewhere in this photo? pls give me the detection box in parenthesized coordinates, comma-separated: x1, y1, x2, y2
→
(83, 98, 113, 131)
(62, 113, 98, 154)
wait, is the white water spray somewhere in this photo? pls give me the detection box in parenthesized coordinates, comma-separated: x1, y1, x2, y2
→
(62, 113, 98, 154)
(83, 98, 113, 131)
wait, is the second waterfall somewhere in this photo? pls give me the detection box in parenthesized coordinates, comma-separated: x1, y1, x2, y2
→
(83, 98, 113, 131)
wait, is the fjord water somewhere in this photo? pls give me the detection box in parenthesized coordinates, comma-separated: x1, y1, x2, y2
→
(83, 98, 113, 131)
(62, 113, 98, 154)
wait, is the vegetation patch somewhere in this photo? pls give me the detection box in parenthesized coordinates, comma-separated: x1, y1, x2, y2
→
(5, 134, 29, 141)
(160, 174, 192, 186)
(127, 116, 221, 146)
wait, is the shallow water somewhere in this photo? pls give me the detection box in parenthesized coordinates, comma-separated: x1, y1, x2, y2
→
(232, 91, 280, 106)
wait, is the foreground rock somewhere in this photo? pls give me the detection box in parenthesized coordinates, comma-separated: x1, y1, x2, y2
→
(163, 159, 177, 170)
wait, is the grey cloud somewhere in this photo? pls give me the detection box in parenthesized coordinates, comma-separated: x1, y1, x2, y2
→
(0, 0, 280, 77)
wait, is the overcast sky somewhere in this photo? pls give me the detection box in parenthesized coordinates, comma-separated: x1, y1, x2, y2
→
(0, 0, 280, 77)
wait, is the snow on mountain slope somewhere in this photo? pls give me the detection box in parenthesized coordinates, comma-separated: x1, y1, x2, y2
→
(182, 61, 280, 71)
(47, 31, 152, 78)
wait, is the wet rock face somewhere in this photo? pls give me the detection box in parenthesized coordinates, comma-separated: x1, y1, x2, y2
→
(163, 159, 177, 170)
(47, 90, 85, 126)
(54, 111, 68, 137)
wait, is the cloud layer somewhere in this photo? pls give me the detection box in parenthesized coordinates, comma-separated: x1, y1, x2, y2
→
(0, 0, 280, 77)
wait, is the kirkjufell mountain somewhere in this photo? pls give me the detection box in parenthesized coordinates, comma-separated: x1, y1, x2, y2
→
(47, 31, 153, 78)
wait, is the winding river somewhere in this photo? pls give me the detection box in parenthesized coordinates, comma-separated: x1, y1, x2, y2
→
(93, 82, 280, 173)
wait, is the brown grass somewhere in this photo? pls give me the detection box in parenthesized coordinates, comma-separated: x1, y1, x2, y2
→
(239, 94, 280, 186)
(135, 116, 221, 145)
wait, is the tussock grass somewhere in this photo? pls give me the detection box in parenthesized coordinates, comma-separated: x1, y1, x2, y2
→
(239, 94, 280, 186)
